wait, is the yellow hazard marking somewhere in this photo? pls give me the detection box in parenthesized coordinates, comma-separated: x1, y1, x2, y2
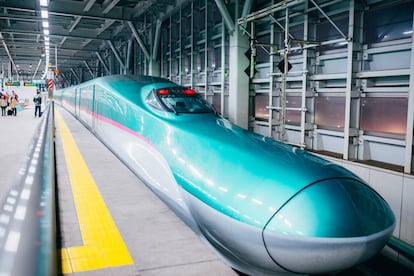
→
(55, 110, 134, 273)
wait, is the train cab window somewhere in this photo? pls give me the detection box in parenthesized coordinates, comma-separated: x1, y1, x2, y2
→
(146, 91, 163, 110)
(147, 87, 215, 114)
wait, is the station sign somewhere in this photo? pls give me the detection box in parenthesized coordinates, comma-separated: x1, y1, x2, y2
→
(5, 81, 20, 87)
(24, 82, 37, 87)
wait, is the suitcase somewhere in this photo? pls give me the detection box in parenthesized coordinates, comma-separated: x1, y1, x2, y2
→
(7, 109, 13, 116)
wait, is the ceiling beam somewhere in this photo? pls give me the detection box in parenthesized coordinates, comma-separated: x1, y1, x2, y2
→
(102, 0, 121, 14)
(83, 0, 96, 12)
(0, 32, 20, 79)
(127, 21, 150, 60)
(95, 51, 110, 74)
(107, 40, 125, 69)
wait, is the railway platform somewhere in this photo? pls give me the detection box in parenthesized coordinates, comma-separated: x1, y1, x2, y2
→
(0, 103, 413, 275)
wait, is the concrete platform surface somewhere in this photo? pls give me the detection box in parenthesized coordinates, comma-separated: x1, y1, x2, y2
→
(0, 106, 42, 202)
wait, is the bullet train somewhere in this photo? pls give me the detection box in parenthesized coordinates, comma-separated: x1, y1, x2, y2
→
(54, 75, 395, 275)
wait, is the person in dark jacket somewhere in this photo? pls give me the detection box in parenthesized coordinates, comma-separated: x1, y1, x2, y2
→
(0, 94, 7, 116)
(33, 91, 42, 118)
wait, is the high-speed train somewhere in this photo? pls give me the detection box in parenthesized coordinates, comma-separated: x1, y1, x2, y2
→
(54, 75, 395, 275)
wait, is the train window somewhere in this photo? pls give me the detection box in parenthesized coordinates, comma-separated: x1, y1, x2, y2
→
(146, 91, 163, 110)
(149, 87, 215, 114)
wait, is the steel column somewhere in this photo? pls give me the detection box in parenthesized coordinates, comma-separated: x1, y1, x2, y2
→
(404, 9, 414, 173)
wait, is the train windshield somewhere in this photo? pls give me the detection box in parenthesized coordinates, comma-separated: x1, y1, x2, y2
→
(149, 87, 215, 114)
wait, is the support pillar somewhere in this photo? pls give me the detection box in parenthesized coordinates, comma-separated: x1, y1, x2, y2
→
(404, 9, 414, 173)
(343, 0, 363, 160)
(228, 25, 250, 129)
(148, 59, 160, 77)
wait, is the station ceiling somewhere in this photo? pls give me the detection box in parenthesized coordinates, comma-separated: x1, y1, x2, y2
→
(1, 0, 402, 82)
(0, 0, 182, 80)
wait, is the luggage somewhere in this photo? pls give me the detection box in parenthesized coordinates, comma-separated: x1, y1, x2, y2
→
(7, 109, 13, 116)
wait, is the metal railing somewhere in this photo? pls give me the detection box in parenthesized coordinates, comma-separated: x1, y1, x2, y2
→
(0, 101, 57, 275)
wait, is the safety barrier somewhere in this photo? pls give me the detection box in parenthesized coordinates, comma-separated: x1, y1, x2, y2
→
(0, 101, 57, 275)
(388, 236, 414, 264)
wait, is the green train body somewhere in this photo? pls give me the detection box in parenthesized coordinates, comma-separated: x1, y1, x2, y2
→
(55, 75, 395, 275)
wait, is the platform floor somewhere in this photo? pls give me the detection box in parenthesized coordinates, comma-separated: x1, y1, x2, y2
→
(0, 106, 42, 201)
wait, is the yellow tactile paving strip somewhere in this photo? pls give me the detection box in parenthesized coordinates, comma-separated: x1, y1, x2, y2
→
(55, 110, 134, 273)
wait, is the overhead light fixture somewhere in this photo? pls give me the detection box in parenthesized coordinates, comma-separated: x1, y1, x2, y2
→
(41, 9, 48, 18)
(40, 0, 48, 7)
(44, 29, 49, 35)
(42, 21, 49, 28)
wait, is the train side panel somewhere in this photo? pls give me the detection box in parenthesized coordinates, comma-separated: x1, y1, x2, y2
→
(61, 87, 75, 114)
(77, 84, 95, 129)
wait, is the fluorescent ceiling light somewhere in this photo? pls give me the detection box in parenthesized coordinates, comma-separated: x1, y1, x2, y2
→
(41, 10, 48, 18)
(40, 0, 48, 7)
(44, 29, 49, 35)
(42, 21, 49, 28)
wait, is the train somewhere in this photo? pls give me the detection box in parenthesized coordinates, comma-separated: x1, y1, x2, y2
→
(54, 75, 395, 275)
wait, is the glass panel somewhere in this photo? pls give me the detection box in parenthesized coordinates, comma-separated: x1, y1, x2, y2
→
(157, 88, 214, 114)
(212, 94, 221, 114)
(315, 96, 345, 129)
(213, 47, 221, 69)
(364, 1, 414, 44)
(316, 17, 348, 51)
(360, 97, 407, 136)
(255, 94, 269, 120)
(256, 34, 270, 64)
(286, 96, 301, 125)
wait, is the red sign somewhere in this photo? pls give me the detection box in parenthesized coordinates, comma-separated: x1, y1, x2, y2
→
(48, 79, 53, 89)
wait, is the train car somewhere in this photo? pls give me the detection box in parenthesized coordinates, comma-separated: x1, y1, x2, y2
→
(54, 75, 395, 275)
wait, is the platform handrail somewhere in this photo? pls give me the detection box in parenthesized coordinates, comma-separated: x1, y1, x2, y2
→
(0, 101, 57, 275)
(387, 236, 414, 263)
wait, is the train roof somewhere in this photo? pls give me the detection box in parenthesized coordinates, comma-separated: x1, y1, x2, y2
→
(102, 74, 173, 85)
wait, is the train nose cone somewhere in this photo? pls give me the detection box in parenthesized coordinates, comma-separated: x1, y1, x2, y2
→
(262, 178, 395, 274)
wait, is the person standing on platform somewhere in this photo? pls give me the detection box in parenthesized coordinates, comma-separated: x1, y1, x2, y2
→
(33, 91, 42, 118)
(0, 94, 7, 116)
(9, 91, 19, 116)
